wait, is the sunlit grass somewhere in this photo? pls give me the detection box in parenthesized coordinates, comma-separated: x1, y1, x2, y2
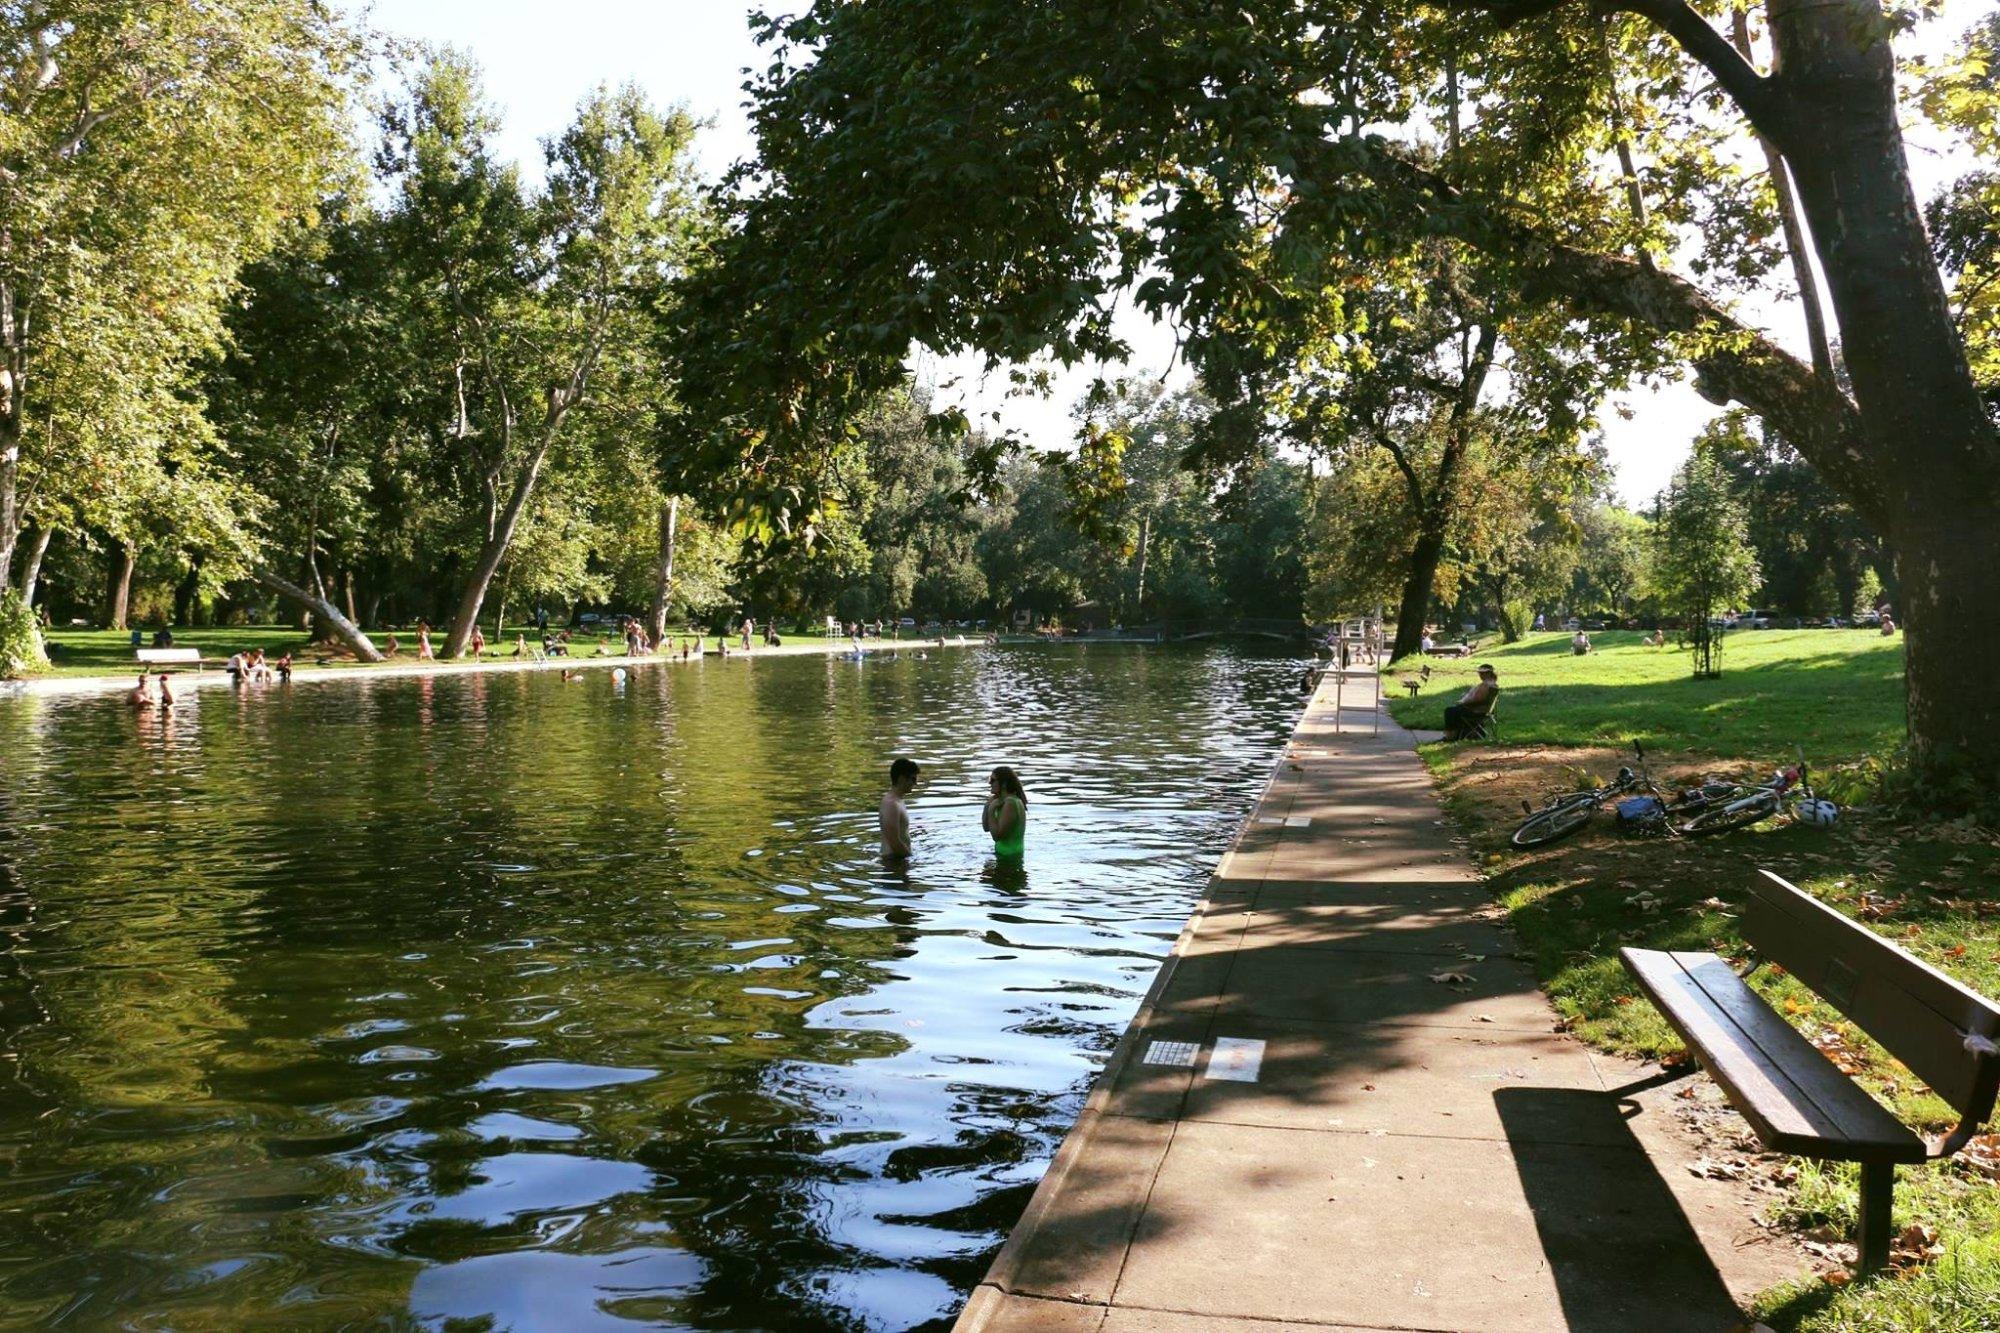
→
(1387, 629, 1906, 760)
(30, 624, 837, 678)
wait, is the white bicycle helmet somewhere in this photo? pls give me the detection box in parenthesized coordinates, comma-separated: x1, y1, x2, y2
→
(1796, 799, 1840, 827)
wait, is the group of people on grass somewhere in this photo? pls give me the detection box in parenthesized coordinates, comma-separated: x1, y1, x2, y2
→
(878, 759, 1027, 863)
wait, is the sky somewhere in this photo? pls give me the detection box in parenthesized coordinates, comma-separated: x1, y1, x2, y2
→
(348, 0, 1987, 506)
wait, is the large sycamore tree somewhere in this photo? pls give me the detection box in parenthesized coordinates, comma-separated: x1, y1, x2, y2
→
(0, 0, 358, 658)
(378, 56, 702, 658)
(675, 0, 2000, 777)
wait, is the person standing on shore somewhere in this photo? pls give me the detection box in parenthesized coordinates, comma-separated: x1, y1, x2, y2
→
(880, 758, 920, 860)
(417, 620, 434, 660)
(982, 766, 1027, 860)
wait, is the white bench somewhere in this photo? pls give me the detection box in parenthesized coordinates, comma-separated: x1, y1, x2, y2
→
(136, 647, 202, 666)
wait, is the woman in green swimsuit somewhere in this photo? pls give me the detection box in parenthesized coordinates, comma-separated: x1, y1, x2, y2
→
(983, 766, 1027, 858)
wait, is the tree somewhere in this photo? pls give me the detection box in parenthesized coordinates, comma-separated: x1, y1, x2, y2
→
(673, 0, 2000, 776)
(1652, 452, 1760, 678)
(212, 204, 402, 658)
(0, 0, 360, 662)
(377, 57, 701, 657)
(1567, 502, 1653, 620)
(1467, 451, 1608, 641)
(1698, 411, 1886, 619)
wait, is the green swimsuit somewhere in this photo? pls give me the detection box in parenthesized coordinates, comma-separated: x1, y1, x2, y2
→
(991, 796, 1026, 858)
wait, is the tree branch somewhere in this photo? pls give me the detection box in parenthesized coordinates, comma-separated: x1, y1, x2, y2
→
(1598, 0, 1785, 141)
(1370, 421, 1430, 509)
(1441, 0, 1787, 142)
(1331, 138, 1885, 528)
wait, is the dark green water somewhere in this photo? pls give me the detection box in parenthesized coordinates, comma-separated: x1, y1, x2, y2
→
(0, 645, 1302, 1330)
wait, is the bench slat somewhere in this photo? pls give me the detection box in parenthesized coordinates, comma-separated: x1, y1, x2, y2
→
(135, 648, 201, 664)
(1745, 871, 2000, 1114)
(1624, 948, 1925, 1163)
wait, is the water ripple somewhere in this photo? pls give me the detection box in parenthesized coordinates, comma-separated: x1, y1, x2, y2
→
(0, 643, 1302, 1328)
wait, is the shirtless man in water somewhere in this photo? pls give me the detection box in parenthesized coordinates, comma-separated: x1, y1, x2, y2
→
(879, 758, 920, 860)
(128, 671, 154, 707)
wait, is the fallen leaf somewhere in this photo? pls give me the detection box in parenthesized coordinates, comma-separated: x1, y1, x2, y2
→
(1429, 970, 1474, 985)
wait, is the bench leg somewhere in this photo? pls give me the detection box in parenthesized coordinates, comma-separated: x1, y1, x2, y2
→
(1857, 1161, 1894, 1275)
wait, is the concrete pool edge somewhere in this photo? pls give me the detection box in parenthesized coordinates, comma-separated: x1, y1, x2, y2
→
(0, 634, 1002, 700)
(954, 678, 1308, 1330)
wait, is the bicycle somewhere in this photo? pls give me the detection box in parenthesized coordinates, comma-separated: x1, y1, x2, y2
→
(1671, 752, 1827, 836)
(1510, 742, 1658, 848)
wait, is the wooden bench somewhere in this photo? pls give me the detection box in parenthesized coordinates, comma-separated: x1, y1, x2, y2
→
(135, 647, 202, 667)
(1623, 870, 2000, 1273)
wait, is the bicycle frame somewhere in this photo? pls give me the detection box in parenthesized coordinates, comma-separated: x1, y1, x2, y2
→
(1708, 752, 1814, 819)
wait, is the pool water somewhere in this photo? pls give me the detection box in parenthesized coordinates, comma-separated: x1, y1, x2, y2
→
(0, 644, 1303, 1329)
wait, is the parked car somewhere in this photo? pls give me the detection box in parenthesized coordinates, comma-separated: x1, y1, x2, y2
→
(1741, 610, 1777, 629)
(896, 617, 916, 629)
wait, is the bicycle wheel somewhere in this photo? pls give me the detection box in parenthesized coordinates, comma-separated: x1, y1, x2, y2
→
(1676, 794, 1778, 837)
(1510, 795, 1598, 848)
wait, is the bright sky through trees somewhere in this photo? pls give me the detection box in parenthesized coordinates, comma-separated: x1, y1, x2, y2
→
(351, 0, 1986, 504)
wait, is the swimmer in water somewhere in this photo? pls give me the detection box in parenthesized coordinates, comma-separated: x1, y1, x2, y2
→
(879, 757, 920, 860)
(128, 671, 155, 707)
(982, 765, 1027, 859)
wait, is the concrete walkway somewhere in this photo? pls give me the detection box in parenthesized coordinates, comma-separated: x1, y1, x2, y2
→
(957, 670, 1802, 1332)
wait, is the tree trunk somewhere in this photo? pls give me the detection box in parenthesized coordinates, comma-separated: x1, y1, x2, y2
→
(1388, 324, 1496, 660)
(442, 433, 560, 658)
(172, 556, 201, 625)
(0, 413, 19, 590)
(253, 568, 384, 662)
(1764, 0, 2000, 767)
(17, 526, 50, 606)
(648, 495, 680, 645)
(1391, 510, 1450, 661)
(106, 542, 135, 630)
(1133, 510, 1151, 619)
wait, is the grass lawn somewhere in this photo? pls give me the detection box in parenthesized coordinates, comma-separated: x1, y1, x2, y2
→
(1387, 629, 1906, 760)
(1395, 635, 2000, 1331)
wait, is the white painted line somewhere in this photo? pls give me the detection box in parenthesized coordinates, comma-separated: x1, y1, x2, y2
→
(1257, 817, 1284, 826)
(1205, 1037, 1266, 1083)
(1142, 1040, 1200, 1068)
(1284, 816, 1312, 828)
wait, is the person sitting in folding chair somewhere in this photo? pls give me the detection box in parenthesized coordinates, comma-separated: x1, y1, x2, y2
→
(1443, 663, 1500, 741)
